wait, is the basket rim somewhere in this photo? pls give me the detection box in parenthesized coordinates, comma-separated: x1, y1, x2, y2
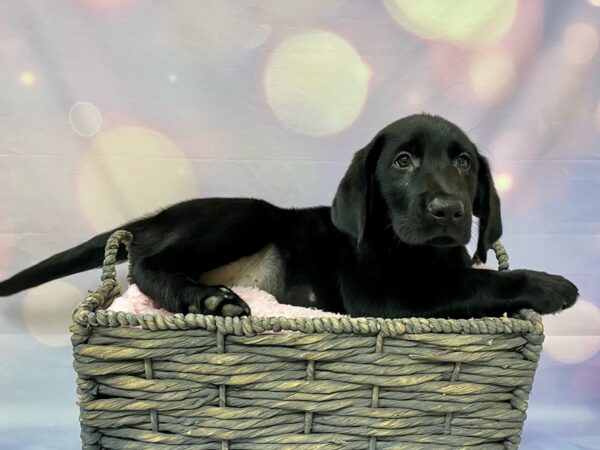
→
(71, 278, 543, 338)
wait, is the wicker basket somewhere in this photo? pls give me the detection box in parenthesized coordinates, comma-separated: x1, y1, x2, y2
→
(71, 230, 544, 450)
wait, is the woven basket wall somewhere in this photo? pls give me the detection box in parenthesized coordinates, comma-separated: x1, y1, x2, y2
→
(71, 230, 544, 450)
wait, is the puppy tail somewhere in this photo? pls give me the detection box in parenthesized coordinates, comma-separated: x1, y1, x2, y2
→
(0, 229, 129, 297)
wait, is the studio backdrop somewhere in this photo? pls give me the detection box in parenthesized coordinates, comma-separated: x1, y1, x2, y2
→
(0, 1, 598, 448)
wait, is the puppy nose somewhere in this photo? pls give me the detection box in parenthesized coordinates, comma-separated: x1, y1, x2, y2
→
(427, 197, 464, 223)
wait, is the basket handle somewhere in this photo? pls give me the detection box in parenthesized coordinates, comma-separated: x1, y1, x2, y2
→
(100, 230, 134, 285)
(473, 240, 509, 272)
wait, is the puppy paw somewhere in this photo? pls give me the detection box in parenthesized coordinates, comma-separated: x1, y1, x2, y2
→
(519, 270, 579, 314)
(188, 286, 251, 317)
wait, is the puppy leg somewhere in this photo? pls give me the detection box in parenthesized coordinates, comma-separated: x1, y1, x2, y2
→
(131, 260, 250, 316)
(435, 268, 579, 318)
(122, 199, 283, 316)
(342, 267, 578, 318)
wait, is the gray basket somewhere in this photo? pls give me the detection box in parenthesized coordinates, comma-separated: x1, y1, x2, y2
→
(71, 230, 544, 449)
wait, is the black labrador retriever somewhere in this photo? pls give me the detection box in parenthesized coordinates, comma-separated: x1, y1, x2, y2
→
(0, 114, 578, 318)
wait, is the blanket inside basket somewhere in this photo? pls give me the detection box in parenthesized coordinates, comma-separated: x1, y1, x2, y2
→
(108, 284, 347, 318)
(108, 262, 495, 318)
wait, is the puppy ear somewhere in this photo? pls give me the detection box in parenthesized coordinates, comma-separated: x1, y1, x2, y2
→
(331, 135, 384, 244)
(473, 154, 503, 263)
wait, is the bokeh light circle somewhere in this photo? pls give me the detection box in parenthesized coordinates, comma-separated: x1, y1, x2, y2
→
(383, 0, 518, 48)
(264, 30, 371, 136)
(469, 50, 516, 104)
(563, 22, 599, 65)
(543, 300, 600, 364)
(18, 71, 36, 87)
(493, 173, 514, 194)
(22, 281, 83, 347)
(69, 102, 103, 137)
(78, 126, 197, 231)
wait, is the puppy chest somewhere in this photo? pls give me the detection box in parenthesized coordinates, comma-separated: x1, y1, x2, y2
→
(198, 245, 284, 294)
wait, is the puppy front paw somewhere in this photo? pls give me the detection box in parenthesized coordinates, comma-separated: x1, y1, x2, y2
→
(519, 270, 579, 314)
(188, 286, 251, 317)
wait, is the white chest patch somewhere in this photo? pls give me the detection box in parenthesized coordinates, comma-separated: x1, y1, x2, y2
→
(198, 245, 284, 296)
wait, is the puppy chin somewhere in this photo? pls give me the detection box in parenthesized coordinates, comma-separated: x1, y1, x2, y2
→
(393, 223, 471, 248)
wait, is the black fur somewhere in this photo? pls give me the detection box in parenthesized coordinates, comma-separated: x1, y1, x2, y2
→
(0, 114, 578, 318)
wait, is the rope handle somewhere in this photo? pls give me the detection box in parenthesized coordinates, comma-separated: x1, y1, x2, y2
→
(472, 240, 510, 271)
(100, 230, 134, 285)
(491, 241, 509, 271)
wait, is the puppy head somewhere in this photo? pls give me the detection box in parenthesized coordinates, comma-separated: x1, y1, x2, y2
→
(331, 114, 502, 261)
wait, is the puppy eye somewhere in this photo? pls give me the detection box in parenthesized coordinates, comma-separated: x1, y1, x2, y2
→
(394, 152, 413, 169)
(456, 154, 471, 170)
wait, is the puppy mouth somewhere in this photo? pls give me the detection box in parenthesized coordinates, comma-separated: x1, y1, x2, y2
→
(395, 229, 467, 247)
(392, 221, 470, 247)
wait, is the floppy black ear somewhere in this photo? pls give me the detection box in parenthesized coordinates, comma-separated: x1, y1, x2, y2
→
(331, 135, 384, 244)
(473, 154, 503, 263)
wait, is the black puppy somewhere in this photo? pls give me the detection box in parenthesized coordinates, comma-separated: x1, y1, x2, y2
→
(0, 114, 578, 318)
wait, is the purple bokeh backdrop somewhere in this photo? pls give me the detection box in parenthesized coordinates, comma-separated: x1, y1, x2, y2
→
(0, 1, 598, 448)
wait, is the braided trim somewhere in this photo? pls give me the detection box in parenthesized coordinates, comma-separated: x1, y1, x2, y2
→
(74, 304, 543, 337)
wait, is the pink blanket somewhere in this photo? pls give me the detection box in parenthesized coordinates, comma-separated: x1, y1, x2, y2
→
(108, 284, 346, 318)
(108, 264, 494, 318)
